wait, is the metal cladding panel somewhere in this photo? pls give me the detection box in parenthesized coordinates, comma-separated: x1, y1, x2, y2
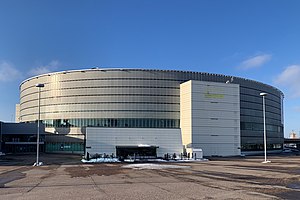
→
(192, 110, 239, 119)
(192, 143, 240, 157)
(85, 128, 183, 157)
(180, 80, 241, 156)
(2, 122, 45, 135)
(19, 70, 181, 122)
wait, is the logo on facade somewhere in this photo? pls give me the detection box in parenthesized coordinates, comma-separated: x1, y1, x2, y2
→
(204, 85, 224, 99)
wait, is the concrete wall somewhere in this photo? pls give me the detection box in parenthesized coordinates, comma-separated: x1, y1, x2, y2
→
(85, 127, 182, 157)
(180, 81, 192, 148)
(15, 104, 20, 123)
(180, 80, 241, 156)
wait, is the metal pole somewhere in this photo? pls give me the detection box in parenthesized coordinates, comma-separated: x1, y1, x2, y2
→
(260, 92, 270, 164)
(36, 86, 41, 166)
(35, 83, 44, 166)
(263, 95, 267, 162)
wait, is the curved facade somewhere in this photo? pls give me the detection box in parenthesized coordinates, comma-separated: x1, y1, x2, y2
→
(18, 68, 284, 152)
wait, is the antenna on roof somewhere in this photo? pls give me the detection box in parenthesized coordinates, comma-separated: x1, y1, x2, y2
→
(226, 77, 234, 84)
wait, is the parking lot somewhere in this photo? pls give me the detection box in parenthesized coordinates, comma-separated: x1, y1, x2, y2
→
(1, 153, 300, 199)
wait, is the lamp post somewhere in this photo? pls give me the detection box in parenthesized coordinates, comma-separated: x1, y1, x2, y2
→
(34, 83, 44, 166)
(260, 92, 270, 163)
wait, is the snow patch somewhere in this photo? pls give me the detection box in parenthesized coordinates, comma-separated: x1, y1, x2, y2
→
(122, 163, 190, 170)
(81, 158, 120, 163)
(137, 144, 151, 147)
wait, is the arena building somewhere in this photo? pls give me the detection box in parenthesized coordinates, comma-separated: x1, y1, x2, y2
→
(17, 68, 284, 157)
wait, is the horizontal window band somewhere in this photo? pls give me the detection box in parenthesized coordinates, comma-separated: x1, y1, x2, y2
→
(32, 118, 180, 129)
(20, 78, 185, 93)
(240, 114, 281, 122)
(20, 110, 180, 118)
(239, 97, 281, 109)
(20, 94, 180, 105)
(20, 102, 180, 112)
(20, 76, 283, 98)
(20, 86, 180, 99)
(240, 107, 281, 116)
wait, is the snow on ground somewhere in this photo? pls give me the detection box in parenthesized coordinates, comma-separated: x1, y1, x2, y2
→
(81, 158, 120, 163)
(81, 157, 208, 164)
(122, 163, 191, 170)
(173, 158, 209, 162)
(129, 158, 209, 162)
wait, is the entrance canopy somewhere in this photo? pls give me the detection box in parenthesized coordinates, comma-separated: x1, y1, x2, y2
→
(116, 145, 159, 159)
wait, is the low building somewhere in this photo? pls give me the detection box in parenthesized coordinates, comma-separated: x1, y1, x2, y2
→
(0, 121, 45, 154)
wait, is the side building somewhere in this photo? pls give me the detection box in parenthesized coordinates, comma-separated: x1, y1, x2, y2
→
(17, 68, 284, 157)
(0, 121, 45, 154)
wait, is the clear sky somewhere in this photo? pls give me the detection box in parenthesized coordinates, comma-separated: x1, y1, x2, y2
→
(0, 0, 299, 137)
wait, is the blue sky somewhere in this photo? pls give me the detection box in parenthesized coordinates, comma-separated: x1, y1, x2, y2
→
(0, 0, 299, 137)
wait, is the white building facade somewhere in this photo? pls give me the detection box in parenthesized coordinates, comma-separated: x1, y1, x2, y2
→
(85, 128, 182, 158)
(181, 81, 240, 156)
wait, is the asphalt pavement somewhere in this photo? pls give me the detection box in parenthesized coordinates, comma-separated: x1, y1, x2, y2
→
(1, 153, 300, 199)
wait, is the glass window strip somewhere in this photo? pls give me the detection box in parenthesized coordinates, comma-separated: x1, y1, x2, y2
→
(43, 118, 180, 129)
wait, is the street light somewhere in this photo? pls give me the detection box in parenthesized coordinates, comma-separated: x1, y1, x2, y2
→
(34, 83, 44, 166)
(260, 92, 271, 163)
